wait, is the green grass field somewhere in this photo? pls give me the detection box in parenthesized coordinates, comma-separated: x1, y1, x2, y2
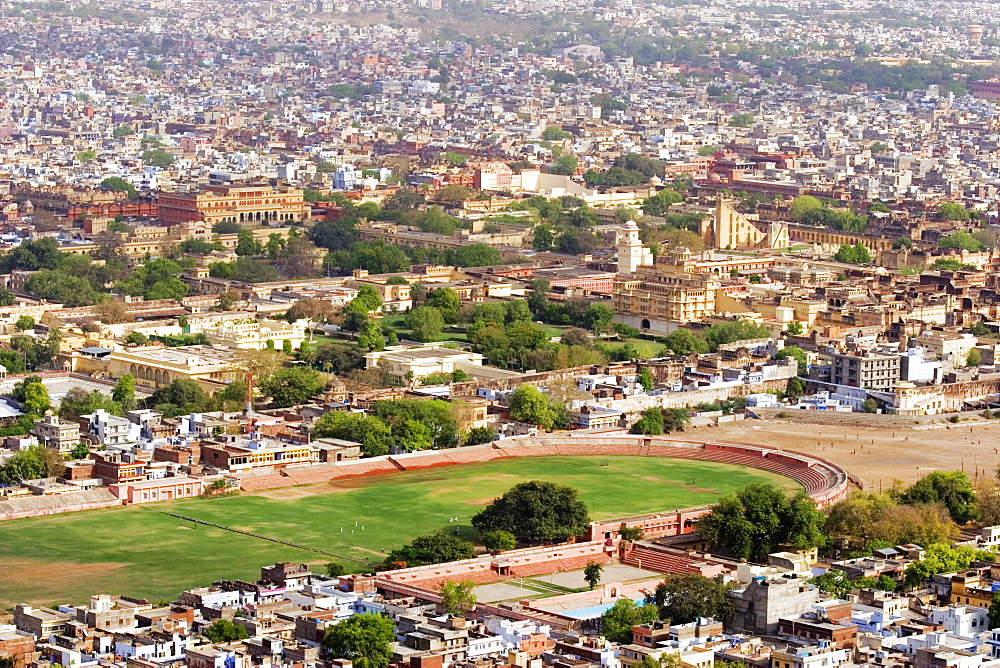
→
(0, 456, 799, 609)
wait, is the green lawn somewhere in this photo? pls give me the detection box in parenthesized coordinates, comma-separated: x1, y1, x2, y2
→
(0, 456, 799, 609)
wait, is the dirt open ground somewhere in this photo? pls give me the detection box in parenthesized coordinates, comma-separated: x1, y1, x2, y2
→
(709, 417, 1000, 489)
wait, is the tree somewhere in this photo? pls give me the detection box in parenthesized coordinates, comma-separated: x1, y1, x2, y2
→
(904, 543, 986, 587)
(235, 228, 263, 257)
(471, 480, 590, 542)
(322, 613, 396, 668)
(372, 398, 458, 449)
(260, 367, 327, 408)
(786, 376, 806, 399)
(662, 408, 691, 433)
(785, 321, 804, 336)
(70, 442, 91, 460)
(112, 374, 137, 412)
(549, 155, 578, 175)
(313, 411, 393, 457)
(776, 346, 807, 373)
(14, 315, 34, 332)
(440, 580, 477, 616)
(652, 574, 734, 623)
(327, 562, 347, 578)
(533, 225, 555, 252)
(642, 188, 685, 217)
(23, 381, 50, 415)
(631, 407, 664, 435)
(704, 320, 770, 351)
(833, 243, 872, 264)
(939, 231, 984, 252)
(142, 148, 175, 168)
(406, 306, 445, 342)
(968, 348, 983, 369)
(584, 562, 603, 590)
(203, 619, 248, 643)
(638, 367, 654, 392)
(95, 299, 133, 324)
(585, 303, 615, 334)
(213, 220, 241, 234)
(385, 531, 475, 568)
(938, 202, 971, 222)
(59, 388, 122, 421)
(696, 484, 825, 561)
(860, 398, 878, 413)
(145, 379, 209, 413)
(507, 384, 557, 429)
(357, 321, 385, 352)
(453, 244, 502, 268)
(482, 530, 517, 552)
(730, 112, 755, 127)
(100, 177, 137, 199)
(561, 327, 592, 347)
(788, 195, 823, 222)
(620, 525, 644, 541)
(661, 329, 709, 355)
(0, 445, 56, 484)
(542, 126, 572, 141)
(437, 184, 475, 203)
(990, 590, 1000, 631)
(599, 599, 659, 644)
(899, 471, 977, 524)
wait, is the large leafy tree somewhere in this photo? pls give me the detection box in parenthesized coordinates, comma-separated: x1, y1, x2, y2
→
(312, 412, 393, 457)
(599, 599, 659, 644)
(112, 374, 137, 412)
(440, 580, 477, 616)
(322, 614, 397, 668)
(371, 398, 458, 449)
(904, 543, 986, 587)
(259, 367, 327, 408)
(696, 484, 825, 561)
(472, 480, 590, 542)
(651, 574, 733, 623)
(898, 471, 977, 525)
(203, 619, 248, 643)
(506, 384, 557, 429)
(385, 531, 475, 569)
(406, 306, 445, 342)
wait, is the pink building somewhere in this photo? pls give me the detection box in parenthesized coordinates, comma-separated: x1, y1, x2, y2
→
(109, 476, 204, 504)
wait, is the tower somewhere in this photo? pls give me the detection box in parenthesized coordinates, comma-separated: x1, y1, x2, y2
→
(617, 221, 653, 274)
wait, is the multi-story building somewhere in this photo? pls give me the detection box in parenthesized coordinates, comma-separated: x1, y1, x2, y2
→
(70, 345, 240, 391)
(202, 319, 307, 350)
(32, 416, 81, 454)
(829, 350, 900, 390)
(612, 247, 722, 334)
(82, 409, 135, 447)
(157, 184, 307, 226)
(199, 440, 312, 473)
(92, 452, 146, 484)
(771, 645, 849, 668)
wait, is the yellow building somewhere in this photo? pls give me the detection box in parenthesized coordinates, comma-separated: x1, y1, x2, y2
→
(67, 345, 241, 391)
(202, 318, 307, 350)
(157, 185, 308, 226)
(611, 247, 721, 334)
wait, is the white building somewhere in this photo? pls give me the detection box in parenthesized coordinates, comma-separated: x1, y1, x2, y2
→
(617, 221, 653, 274)
(929, 605, 990, 639)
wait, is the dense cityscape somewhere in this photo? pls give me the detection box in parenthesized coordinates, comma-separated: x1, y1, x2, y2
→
(3, 1, 1000, 668)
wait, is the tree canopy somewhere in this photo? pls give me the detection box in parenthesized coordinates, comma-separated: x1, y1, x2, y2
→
(471, 480, 590, 542)
(696, 484, 825, 561)
(322, 614, 396, 668)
